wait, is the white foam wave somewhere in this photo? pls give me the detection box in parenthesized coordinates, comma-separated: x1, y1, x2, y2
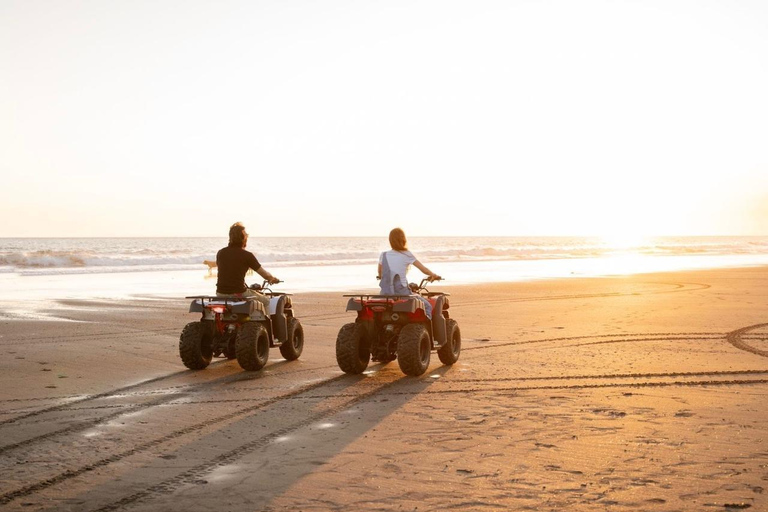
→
(0, 251, 208, 269)
(2, 237, 767, 275)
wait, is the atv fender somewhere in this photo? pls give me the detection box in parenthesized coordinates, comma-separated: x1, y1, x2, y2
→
(431, 295, 447, 346)
(346, 298, 363, 312)
(269, 295, 288, 343)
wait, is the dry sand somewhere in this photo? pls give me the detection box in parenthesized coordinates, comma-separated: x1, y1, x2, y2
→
(1, 267, 767, 511)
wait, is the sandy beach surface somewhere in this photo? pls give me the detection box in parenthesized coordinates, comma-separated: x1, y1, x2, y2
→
(1, 266, 767, 511)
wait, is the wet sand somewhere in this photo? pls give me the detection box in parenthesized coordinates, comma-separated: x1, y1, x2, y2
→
(1, 267, 767, 511)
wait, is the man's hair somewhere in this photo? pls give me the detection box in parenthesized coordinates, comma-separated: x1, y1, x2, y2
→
(229, 222, 248, 247)
(389, 228, 408, 251)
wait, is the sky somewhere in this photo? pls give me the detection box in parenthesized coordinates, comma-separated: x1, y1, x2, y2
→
(1, 0, 767, 238)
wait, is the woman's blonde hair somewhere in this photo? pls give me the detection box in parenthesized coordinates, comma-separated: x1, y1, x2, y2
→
(389, 228, 408, 251)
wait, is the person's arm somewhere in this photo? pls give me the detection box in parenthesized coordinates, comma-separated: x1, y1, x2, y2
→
(256, 266, 280, 284)
(413, 260, 441, 281)
(248, 252, 279, 284)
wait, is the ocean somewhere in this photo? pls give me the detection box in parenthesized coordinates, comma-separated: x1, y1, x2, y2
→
(1, 237, 767, 318)
(3, 236, 768, 275)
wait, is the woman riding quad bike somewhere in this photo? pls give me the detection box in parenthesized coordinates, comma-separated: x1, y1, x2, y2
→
(336, 228, 460, 376)
(336, 276, 461, 376)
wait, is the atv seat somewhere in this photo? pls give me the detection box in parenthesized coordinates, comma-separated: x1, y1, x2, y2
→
(344, 294, 432, 318)
(392, 297, 426, 313)
(345, 296, 415, 312)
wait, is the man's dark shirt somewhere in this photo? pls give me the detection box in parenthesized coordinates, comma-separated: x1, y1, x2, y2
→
(216, 245, 261, 294)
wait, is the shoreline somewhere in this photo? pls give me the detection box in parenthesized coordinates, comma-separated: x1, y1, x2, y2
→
(1, 252, 768, 308)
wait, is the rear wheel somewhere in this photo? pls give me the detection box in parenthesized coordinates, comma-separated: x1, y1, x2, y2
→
(437, 319, 461, 365)
(179, 321, 214, 370)
(279, 317, 304, 361)
(397, 323, 431, 376)
(236, 322, 270, 371)
(336, 322, 370, 374)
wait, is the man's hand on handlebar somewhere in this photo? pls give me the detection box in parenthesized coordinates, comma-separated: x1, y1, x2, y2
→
(428, 274, 443, 282)
(267, 276, 281, 285)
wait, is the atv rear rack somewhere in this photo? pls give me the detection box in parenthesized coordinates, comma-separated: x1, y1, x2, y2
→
(342, 294, 412, 299)
(185, 296, 249, 303)
(342, 293, 450, 300)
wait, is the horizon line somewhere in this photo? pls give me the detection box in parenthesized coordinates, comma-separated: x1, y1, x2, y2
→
(1, 234, 767, 239)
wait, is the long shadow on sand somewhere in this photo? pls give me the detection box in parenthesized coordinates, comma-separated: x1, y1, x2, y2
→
(44, 364, 453, 512)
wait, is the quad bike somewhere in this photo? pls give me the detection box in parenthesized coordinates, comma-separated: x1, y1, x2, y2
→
(336, 277, 461, 377)
(180, 281, 304, 371)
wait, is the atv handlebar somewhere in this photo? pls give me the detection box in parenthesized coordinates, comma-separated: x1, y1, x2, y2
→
(407, 277, 445, 295)
(418, 276, 443, 290)
(376, 276, 442, 284)
(249, 279, 283, 293)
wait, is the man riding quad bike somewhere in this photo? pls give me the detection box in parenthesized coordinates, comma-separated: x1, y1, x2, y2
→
(336, 277, 461, 376)
(180, 280, 304, 371)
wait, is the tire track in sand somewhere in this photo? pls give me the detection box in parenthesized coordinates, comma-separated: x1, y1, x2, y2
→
(462, 332, 723, 352)
(87, 376, 404, 512)
(726, 323, 768, 357)
(449, 282, 711, 310)
(0, 374, 349, 506)
(0, 361, 339, 454)
(293, 378, 768, 400)
(3, 324, 764, 508)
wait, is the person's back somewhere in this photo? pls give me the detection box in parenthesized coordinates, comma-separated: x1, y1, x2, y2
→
(215, 222, 279, 309)
(379, 249, 416, 295)
(216, 245, 260, 295)
(378, 228, 441, 318)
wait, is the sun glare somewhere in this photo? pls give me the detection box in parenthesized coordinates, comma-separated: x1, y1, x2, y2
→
(601, 234, 648, 251)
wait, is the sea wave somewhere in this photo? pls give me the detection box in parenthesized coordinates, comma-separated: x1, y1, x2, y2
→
(2, 237, 767, 274)
(0, 251, 208, 269)
(0, 248, 611, 271)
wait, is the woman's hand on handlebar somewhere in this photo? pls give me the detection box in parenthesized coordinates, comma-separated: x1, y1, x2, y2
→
(428, 274, 442, 282)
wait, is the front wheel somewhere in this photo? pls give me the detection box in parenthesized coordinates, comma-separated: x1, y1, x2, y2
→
(437, 319, 461, 365)
(236, 322, 270, 371)
(397, 323, 431, 376)
(179, 321, 214, 370)
(336, 322, 370, 374)
(279, 317, 304, 361)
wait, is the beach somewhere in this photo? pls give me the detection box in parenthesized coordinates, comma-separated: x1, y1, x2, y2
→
(1, 266, 767, 511)
(5, 0, 768, 508)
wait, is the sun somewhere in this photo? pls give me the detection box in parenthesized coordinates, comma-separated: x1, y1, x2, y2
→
(600, 234, 649, 251)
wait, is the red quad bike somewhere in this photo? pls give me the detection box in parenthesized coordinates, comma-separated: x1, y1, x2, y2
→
(336, 277, 461, 377)
(180, 281, 304, 371)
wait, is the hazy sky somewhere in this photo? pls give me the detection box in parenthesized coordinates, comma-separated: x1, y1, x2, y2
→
(2, 0, 767, 237)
